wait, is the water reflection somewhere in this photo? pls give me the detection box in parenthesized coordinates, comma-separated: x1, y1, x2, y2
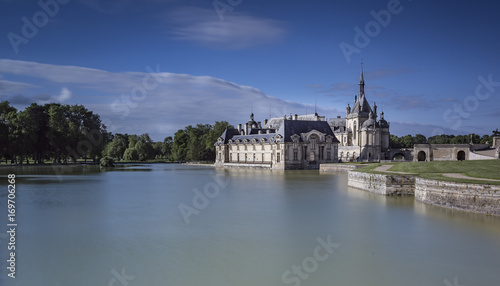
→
(0, 164, 498, 286)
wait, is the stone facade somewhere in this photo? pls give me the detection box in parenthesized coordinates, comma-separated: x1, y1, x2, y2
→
(347, 171, 415, 196)
(329, 67, 390, 162)
(214, 114, 339, 170)
(342, 170, 500, 215)
(413, 144, 470, 161)
(413, 143, 498, 161)
(415, 177, 500, 216)
(319, 163, 363, 173)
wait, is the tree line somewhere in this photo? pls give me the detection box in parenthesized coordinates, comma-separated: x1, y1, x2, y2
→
(389, 133, 494, 149)
(1, 101, 496, 164)
(0, 101, 232, 164)
(101, 120, 231, 162)
(0, 101, 109, 164)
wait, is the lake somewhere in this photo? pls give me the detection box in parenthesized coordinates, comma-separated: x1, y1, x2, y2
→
(0, 164, 499, 286)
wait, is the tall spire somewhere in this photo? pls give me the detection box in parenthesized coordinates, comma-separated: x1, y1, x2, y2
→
(359, 60, 365, 97)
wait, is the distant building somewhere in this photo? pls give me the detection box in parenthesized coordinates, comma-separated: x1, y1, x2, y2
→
(214, 113, 339, 169)
(414, 137, 500, 161)
(329, 67, 390, 162)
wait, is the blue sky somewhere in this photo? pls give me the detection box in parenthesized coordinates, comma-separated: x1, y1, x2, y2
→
(1, 0, 499, 141)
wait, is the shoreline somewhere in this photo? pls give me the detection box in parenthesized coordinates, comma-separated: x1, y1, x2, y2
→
(321, 162, 500, 216)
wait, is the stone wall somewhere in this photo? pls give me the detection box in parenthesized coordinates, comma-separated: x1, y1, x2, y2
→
(347, 171, 415, 196)
(222, 163, 272, 169)
(468, 150, 495, 160)
(319, 163, 362, 173)
(415, 178, 500, 216)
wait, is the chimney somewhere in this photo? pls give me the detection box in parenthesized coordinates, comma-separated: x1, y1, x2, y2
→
(264, 119, 268, 125)
(258, 130, 262, 134)
(266, 130, 270, 134)
(237, 124, 242, 133)
(244, 123, 248, 135)
(293, 114, 298, 120)
(257, 121, 262, 128)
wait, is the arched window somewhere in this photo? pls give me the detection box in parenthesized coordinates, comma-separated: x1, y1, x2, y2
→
(457, 151, 466, 161)
(353, 121, 357, 140)
(418, 151, 426, 161)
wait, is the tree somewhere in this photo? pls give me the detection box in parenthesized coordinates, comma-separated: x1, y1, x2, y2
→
(11, 105, 42, 164)
(480, 134, 492, 146)
(153, 142, 164, 159)
(187, 124, 212, 161)
(0, 101, 17, 163)
(102, 133, 129, 160)
(204, 121, 232, 160)
(25, 103, 51, 163)
(133, 133, 155, 161)
(389, 135, 403, 149)
(414, 134, 427, 145)
(128, 135, 138, 149)
(123, 147, 139, 161)
(172, 128, 190, 161)
(47, 104, 70, 163)
(65, 104, 108, 162)
(162, 136, 173, 160)
(402, 135, 414, 148)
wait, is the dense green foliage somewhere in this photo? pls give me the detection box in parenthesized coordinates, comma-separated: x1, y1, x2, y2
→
(0, 101, 109, 164)
(172, 121, 233, 162)
(101, 121, 232, 162)
(100, 156, 115, 167)
(1, 101, 233, 164)
(389, 133, 494, 149)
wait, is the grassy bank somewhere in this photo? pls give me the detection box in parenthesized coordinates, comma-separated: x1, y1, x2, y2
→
(355, 160, 500, 185)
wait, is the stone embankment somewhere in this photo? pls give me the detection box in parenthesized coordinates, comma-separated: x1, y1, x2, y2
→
(347, 171, 415, 196)
(320, 163, 500, 216)
(415, 178, 500, 216)
(319, 164, 363, 173)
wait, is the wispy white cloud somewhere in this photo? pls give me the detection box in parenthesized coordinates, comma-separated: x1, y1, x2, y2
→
(168, 7, 287, 49)
(0, 59, 340, 141)
(36, 87, 72, 104)
(0, 79, 37, 93)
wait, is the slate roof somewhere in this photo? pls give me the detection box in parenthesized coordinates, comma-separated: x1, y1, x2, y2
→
(278, 120, 339, 143)
(217, 120, 339, 144)
(350, 94, 372, 115)
(264, 114, 321, 129)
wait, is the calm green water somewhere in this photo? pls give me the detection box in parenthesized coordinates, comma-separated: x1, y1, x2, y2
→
(0, 164, 499, 286)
